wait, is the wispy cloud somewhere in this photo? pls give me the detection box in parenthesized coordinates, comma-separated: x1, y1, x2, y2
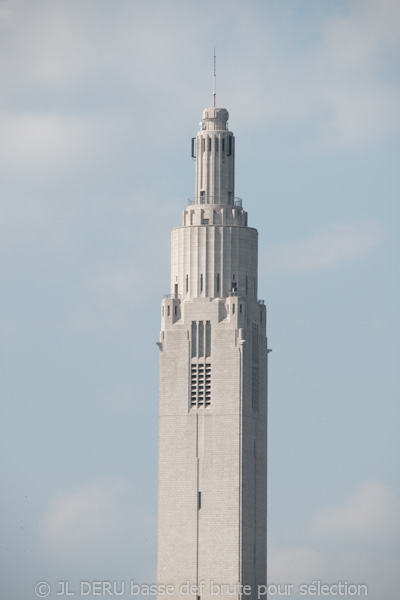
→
(312, 479, 400, 542)
(265, 220, 382, 273)
(1, 0, 399, 153)
(314, 0, 400, 149)
(0, 0, 18, 21)
(229, 0, 400, 149)
(0, 112, 91, 173)
(39, 481, 128, 563)
(269, 480, 400, 596)
(39, 479, 156, 575)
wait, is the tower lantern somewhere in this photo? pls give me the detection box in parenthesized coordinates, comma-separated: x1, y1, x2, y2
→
(194, 107, 235, 205)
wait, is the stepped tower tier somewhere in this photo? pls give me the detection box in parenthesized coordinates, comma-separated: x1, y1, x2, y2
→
(194, 107, 235, 205)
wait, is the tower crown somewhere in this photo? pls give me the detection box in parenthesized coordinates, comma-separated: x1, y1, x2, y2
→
(172, 107, 256, 301)
(201, 107, 229, 131)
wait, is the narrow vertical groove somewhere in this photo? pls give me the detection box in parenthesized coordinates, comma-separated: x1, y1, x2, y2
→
(238, 345, 243, 587)
(196, 414, 199, 591)
(191, 227, 195, 298)
(205, 226, 209, 296)
(254, 435, 257, 594)
(220, 227, 224, 298)
(208, 137, 211, 199)
(266, 343, 269, 589)
(232, 137, 235, 197)
(196, 227, 200, 297)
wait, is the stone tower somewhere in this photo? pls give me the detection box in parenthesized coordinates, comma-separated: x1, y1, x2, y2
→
(157, 107, 268, 600)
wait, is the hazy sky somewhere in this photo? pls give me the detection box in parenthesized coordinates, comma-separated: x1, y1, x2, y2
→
(1, 1, 399, 599)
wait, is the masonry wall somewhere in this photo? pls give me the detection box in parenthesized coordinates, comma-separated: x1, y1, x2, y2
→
(157, 292, 267, 600)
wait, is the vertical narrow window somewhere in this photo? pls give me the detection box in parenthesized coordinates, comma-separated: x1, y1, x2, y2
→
(199, 321, 204, 357)
(174, 305, 177, 316)
(222, 137, 225, 152)
(240, 304, 242, 314)
(252, 323, 259, 411)
(198, 491, 201, 509)
(200, 274, 203, 293)
(252, 366, 259, 411)
(256, 327, 259, 361)
(215, 137, 219, 151)
(227, 135, 232, 156)
(202, 138, 205, 153)
(228, 191, 232, 205)
(186, 275, 189, 293)
(208, 137, 211, 151)
(174, 283, 178, 297)
(216, 273, 220, 293)
(232, 303, 235, 315)
(191, 137, 196, 158)
(200, 191, 205, 204)
(191, 321, 197, 358)
(206, 321, 211, 357)
(252, 324, 259, 363)
(167, 305, 170, 317)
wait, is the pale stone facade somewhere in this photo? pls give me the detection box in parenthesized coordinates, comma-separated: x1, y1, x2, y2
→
(157, 107, 268, 600)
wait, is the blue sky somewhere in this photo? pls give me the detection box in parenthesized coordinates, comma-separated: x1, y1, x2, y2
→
(0, 0, 399, 598)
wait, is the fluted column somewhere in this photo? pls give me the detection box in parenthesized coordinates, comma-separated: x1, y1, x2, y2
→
(195, 108, 235, 205)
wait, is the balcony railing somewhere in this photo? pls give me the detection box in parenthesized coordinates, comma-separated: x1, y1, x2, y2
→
(187, 196, 243, 207)
(164, 293, 265, 303)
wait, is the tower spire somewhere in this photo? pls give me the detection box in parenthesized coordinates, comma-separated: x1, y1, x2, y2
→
(213, 48, 216, 108)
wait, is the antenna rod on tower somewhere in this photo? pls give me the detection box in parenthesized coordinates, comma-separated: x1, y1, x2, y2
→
(213, 48, 216, 108)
